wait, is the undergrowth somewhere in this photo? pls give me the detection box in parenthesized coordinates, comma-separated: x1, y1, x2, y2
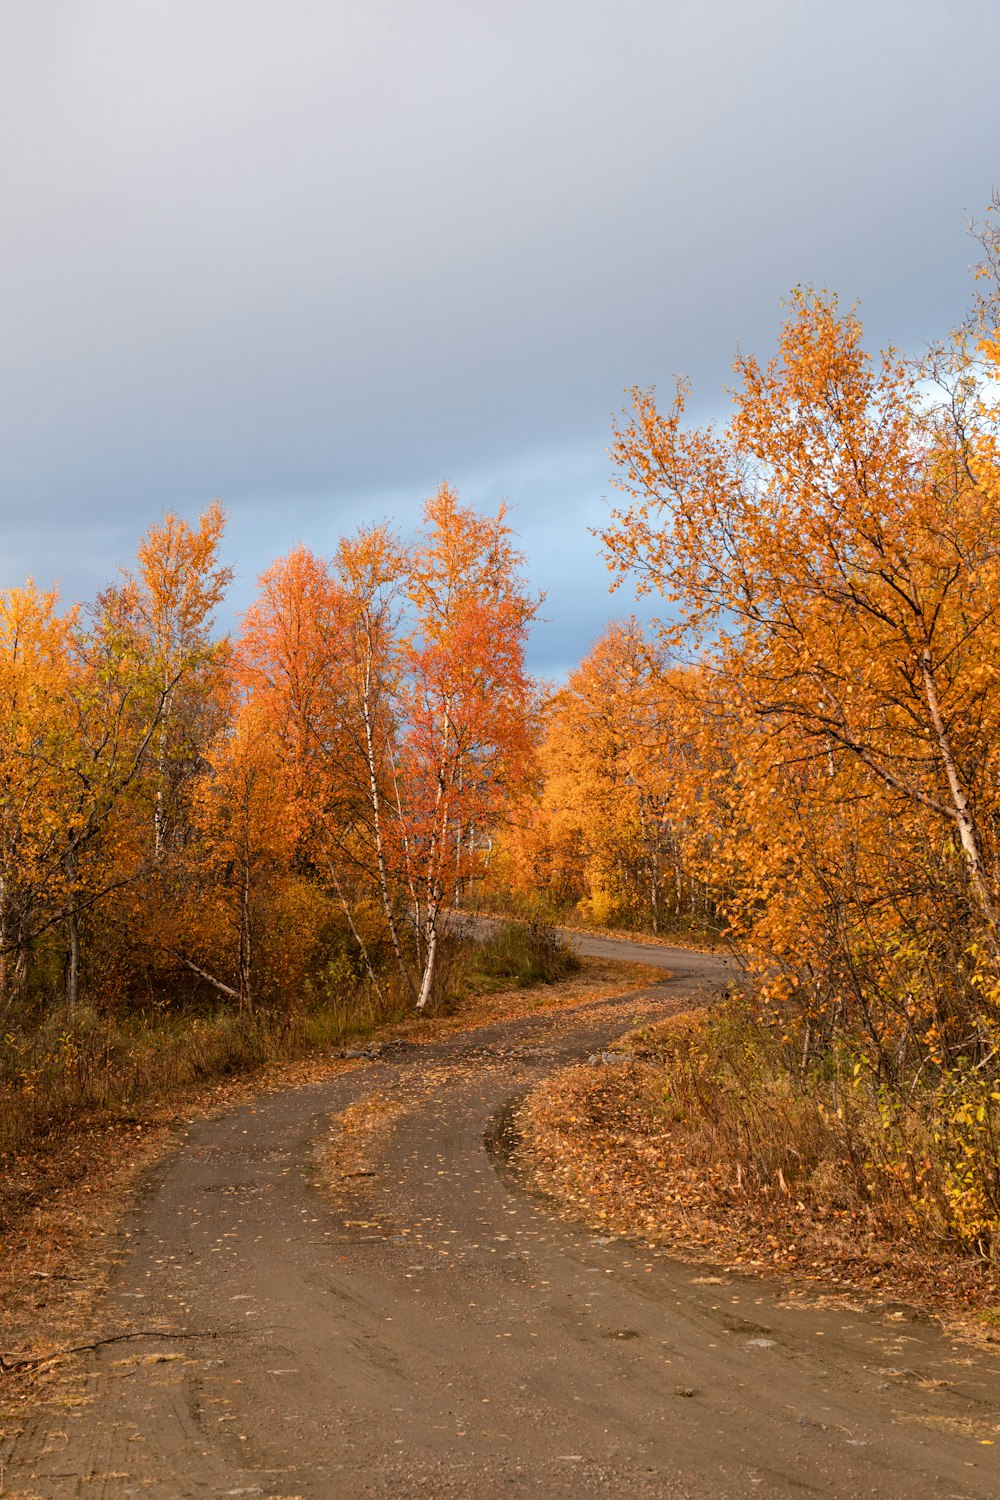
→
(638, 998, 1000, 1260)
(0, 919, 575, 1185)
(461, 919, 580, 993)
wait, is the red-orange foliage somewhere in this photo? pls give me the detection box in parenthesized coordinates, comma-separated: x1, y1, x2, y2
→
(0, 486, 538, 1019)
(229, 486, 539, 1009)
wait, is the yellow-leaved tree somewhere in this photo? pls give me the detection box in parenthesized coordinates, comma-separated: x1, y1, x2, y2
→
(602, 288, 1000, 1069)
(497, 620, 705, 934)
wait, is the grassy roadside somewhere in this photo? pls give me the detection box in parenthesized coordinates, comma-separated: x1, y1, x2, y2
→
(514, 1006, 1000, 1344)
(0, 937, 663, 1412)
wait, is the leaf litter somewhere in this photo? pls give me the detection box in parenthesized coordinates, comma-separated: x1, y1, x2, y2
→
(513, 1027, 1000, 1346)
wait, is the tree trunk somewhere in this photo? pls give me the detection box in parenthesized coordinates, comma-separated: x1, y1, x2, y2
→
(359, 660, 411, 992)
(415, 909, 439, 1012)
(176, 953, 241, 1001)
(66, 907, 80, 1012)
(414, 758, 450, 1012)
(152, 681, 174, 861)
(64, 850, 80, 1011)
(238, 851, 252, 1010)
(0, 873, 10, 1012)
(921, 653, 1000, 940)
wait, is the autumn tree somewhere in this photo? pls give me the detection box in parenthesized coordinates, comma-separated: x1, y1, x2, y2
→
(0, 584, 77, 1009)
(51, 505, 235, 1010)
(499, 620, 702, 932)
(117, 500, 233, 863)
(232, 488, 538, 1012)
(602, 290, 1000, 1063)
(237, 542, 353, 860)
(333, 525, 410, 978)
(177, 700, 296, 1009)
(234, 540, 396, 996)
(0, 556, 222, 1013)
(401, 485, 538, 1008)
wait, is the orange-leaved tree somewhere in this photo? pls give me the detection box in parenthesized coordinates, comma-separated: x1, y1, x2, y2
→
(522, 620, 701, 932)
(237, 542, 353, 859)
(603, 290, 1000, 1063)
(120, 500, 233, 863)
(0, 583, 77, 1008)
(233, 491, 538, 1012)
(401, 485, 539, 1008)
(180, 699, 296, 1009)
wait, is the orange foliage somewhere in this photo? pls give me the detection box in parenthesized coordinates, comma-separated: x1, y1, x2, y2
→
(601, 289, 1000, 1069)
(497, 620, 704, 933)
(0, 486, 538, 1018)
(401, 485, 538, 1006)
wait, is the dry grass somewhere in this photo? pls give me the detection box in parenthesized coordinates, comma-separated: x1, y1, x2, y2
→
(0, 992, 407, 1172)
(515, 1005, 1000, 1342)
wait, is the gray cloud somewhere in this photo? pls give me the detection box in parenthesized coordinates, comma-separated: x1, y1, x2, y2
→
(1, 0, 998, 672)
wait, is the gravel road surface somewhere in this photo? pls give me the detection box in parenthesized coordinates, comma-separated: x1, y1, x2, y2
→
(6, 939, 1000, 1498)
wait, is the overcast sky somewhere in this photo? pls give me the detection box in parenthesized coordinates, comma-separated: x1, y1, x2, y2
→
(2, 0, 999, 675)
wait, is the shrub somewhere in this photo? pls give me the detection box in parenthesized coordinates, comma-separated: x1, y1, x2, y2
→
(468, 919, 580, 991)
(642, 997, 1000, 1259)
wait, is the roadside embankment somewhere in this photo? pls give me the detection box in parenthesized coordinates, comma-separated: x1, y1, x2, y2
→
(513, 1004, 1000, 1342)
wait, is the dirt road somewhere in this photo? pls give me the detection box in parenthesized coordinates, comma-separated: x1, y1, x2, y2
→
(6, 939, 1000, 1498)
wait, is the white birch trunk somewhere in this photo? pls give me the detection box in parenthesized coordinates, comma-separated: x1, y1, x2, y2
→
(921, 652, 999, 937)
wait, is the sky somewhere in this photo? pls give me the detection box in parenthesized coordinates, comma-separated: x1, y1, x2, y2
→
(2, 0, 999, 677)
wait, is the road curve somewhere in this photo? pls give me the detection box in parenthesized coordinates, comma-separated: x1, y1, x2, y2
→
(558, 928, 732, 981)
(6, 943, 1000, 1499)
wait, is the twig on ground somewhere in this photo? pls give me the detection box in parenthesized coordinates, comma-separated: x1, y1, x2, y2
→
(0, 1326, 232, 1374)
